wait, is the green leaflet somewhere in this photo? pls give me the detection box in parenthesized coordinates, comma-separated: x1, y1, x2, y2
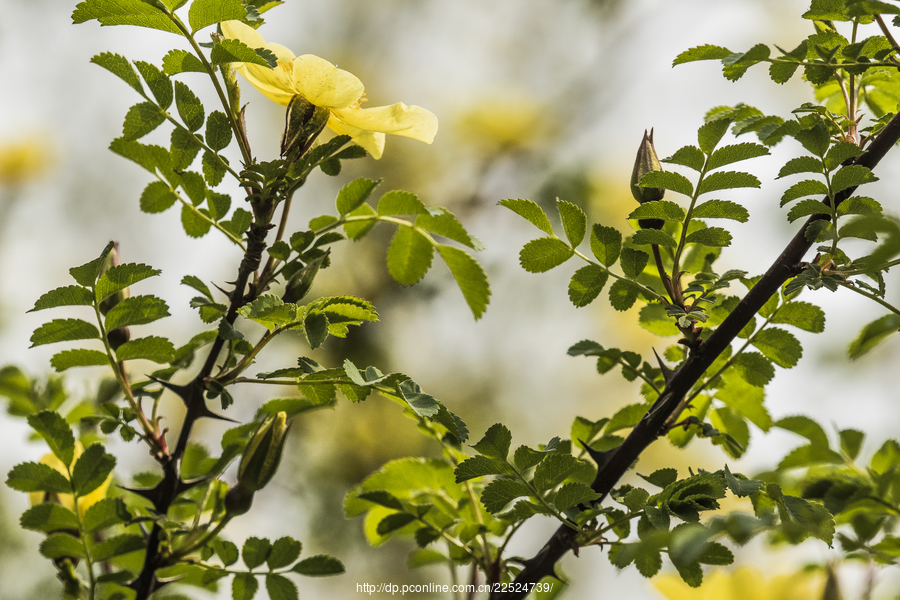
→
(697, 118, 731, 155)
(336, 178, 379, 215)
(292, 555, 345, 576)
(40, 533, 87, 560)
(609, 279, 641, 311)
(205, 111, 232, 152)
(27, 411, 75, 466)
(387, 226, 434, 285)
(134, 60, 172, 109)
(499, 198, 554, 235)
(71, 444, 115, 496)
(188, 0, 247, 33)
(30, 286, 94, 312)
(139, 181, 176, 214)
(632, 229, 677, 247)
(50, 349, 110, 372)
(691, 200, 749, 222)
(90, 52, 143, 95)
(210, 39, 277, 68)
(377, 190, 427, 216)
(92, 534, 144, 562)
(455, 456, 512, 482)
(437, 245, 491, 320)
(557, 199, 587, 246)
(771, 301, 825, 333)
(684, 227, 732, 247)
(590, 224, 622, 266)
(70, 241, 116, 286)
(777, 156, 824, 178)
(415, 208, 484, 250)
(174, 81, 204, 132)
(481, 479, 532, 513)
(553, 482, 599, 511)
(519, 237, 573, 273)
(715, 372, 772, 431)
(731, 351, 774, 387)
(848, 314, 900, 359)
(751, 327, 802, 368)
(6, 462, 71, 494)
(82, 497, 131, 533)
(787, 198, 829, 222)
(72, 0, 181, 35)
(181, 204, 212, 237)
(115, 336, 176, 363)
(568, 265, 608, 308)
(104, 295, 170, 329)
(471, 423, 512, 460)
(697, 171, 760, 195)
(664, 145, 705, 171)
(20, 503, 80, 533)
(722, 44, 771, 81)
(242, 537, 272, 570)
(672, 45, 733, 66)
(627, 201, 686, 222)
(781, 179, 829, 206)
(266, 573, 299, 600)
(96, 263, 160, 303)
(638, 171, 693, 197)
(232, 573, 258, 599)
(30, 319, 101, 348)
(162, 49, 206, 75)
(619, 248, 649, 279)
(831, 164, 878, 195)
(266, 537, 303, 570)
(706, 143, 769, 170)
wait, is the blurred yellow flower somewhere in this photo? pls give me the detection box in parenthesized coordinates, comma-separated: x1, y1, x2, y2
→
(28, 442, 112, 516)
(653, 566, 824, 600)
(458, 97, 549, 149)
(220, 21, 438, 159)
(0, 138, 51, 186)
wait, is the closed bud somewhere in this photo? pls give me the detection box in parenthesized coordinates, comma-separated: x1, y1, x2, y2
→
(98, 242, 129, 316)
(630, 129, 665, 229)
(220, 63, 241, 117)
(281, 95, 330, 164)
(236, 411, 289, 493)
(283, 253, 328, 304)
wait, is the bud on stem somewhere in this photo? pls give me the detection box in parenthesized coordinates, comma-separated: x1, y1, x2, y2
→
(225, 412, 290, 517)
(630, 129, 665, 230)
(281, 95, 330, 164)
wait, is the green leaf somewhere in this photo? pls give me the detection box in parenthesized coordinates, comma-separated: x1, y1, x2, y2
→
(619, 248, 649, 279)
(590, 224, 622, 267)
(292, 555, 345, 576)
(685, 227, 732, 247)
(27, 411, 75, 466)
(96, 263, 160, 303)
(232, 572, 258, 600)
(534, 453, 582, 491)
(134, 60, 172, 109)
(635, 549, 663, 578)
(824, 141, 863, 171)
(698, 541, 734, 565)
(608, 279, 641, 311)
(83, 497, 131, 532)
(205, 111, 232, 152)
(115, 336, 176, 363)
(210, 39, 276, 67)
(174, 81, 204, 132)
(92, 533, 144, 562)
(519, 237, 573, 272)
(777, 156, 824, 178)
(731, 352, 774, 387)
(455, 456, 511, 482)
(627, 201, 686, 222)
(673, 45, 733, 66)
(698, 171, 760, 195)
(831, 164, 878, 194)
(607, 404, 647, 434)
(90, 52, 143, 95)
(837, 196, 882, 217)
(787, 198, 829, 222)
(781, 179, 829, 206)
(162, 49, 206, 75)
(554, 482, 600, 511)
(122, 102, 165, 141)
(632, 229, 677, 247)
(70, 241, 116, 286)
(716, 373, 772, 431)
(50, 349, 110, 372)
(437, 245, 491, 320)
(723, 465, 764, 497)
(514, 445, 552, 471)
(639, 468, 678, 488)
(188, 0, 246, 32)
(557, 200, 586, 246)
(386, 226, 434, 286)
(849, 314, 900, 359)
(752, 327, 802, 368)
(638, 171, 693, 197)
(72, 0, 181, 35)
(398, 379, 440, 418)
(839, 428, 865, 460)
(723, 44, 771, 81)
(357, 490, 404, 511)
(267, 537, 302, 570)
(707, 143, 769, 170)
(336, 178, 379, 215)
(39, 533, 85, 560)
(20, 503, 80, 533)
(698, 118, 732, 155)
(6, 462, 71, 494)
(266, 574, 298, 600)
(770, 61, 801, 84)
(691, 200, 749, 222)
(499, 198, 554, 235)
(342, 203, 377, 240)
(663, 146, 705, 171)
(471, 423, 512, 460)
(30, 319, 101, 348)
(794, 121, 831, 157)
(771, 301, 825, 333)
(415, 208, 484, 250)
(377, 190, 427, 216)
(139, 180, 177, 214)
(242, 537, 272, 571)
(568, 265, 608, 307)
(105, 295, 169, 329)
(481, 479, 532, 513)
(72, 443, 114, 496)
(638, 304, 680, 336)
(29, 286, 94, 312)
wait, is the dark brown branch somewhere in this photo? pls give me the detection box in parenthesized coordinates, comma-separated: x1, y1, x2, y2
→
(493, 111, 900, 599)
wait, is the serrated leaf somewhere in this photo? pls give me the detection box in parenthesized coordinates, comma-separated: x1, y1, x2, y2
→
(72, 443, 115, 496)
(29, 286, 94, 312)
(481, 479, 532, 513)
(181, 205, 213, 238)
(499, 198, 554, 235)
(771, 301, 825, 333)
(724, 465, 764, 497)
(357, 490, 404, 511)
(336, 178, 379, 215)
(242, 537, 272, 571)
(72, 0, 181, 35)
(70, 241, 116, 287)
(673, 44, 734, 66)
(752, 327, 802, 368)
(639, 171, 693, 197)
(471, 423, 512, 460)
(39, 533, 85, 560)
(781, 179, 829, 206)
(697, 541, 734, 565)
(723, 44, 771, 81)
(232, 572, 258, 600)
(386, 226, 434, 286)
(20, 503, 80, 533)
(554, 482, 600, 511)
(698, 171, 760, 195)
(849, 314, 900, 359)
(266, 574, 298, 600)
(632, 229, 677, 247)
(608, 279, 641, 311)
(824, 141, 863, 171)
(557, 200, 586, 246)
(122, 102, 164, 141)
(698, 117, 731, 154)
(777, 156, 824, 178)
(133, 60, 172, 109)
(534, 453, 582, 492)
(437, 245, 491, 320)
(627, 201, 686, 222)
(837, 196, 882, 217)
(92, 533, 144, 562)
(139, 180, 177, 214)
(794, 121, 831, 157)
(376, 512, 417, 536)
(831, 164, 878, 194)
(210, 39, 275, 67)
(27, 411, 75, 466)
(839, 428, 865, 460)
(83, 497, 131, 532)
(619, 248, 649, 279)
(174, 80, 204, 132)
(707, 143, 769, 170)
(90, 52, 143, 95)
(341, 203, 377, 240)
(691, 200, 749, 222)
(415, 208, 483, 250)
(770, 61, 801, 84)
(115, 336, 176, 363)
(455, 456, 511, 482)
(30, 319, 101, 348)
(716, 373, 772, 431)
(663, 145, 705, 171)
(162, 49, 206, 75)
(105, 295, 169, 329)
(292, 555, 345, 576)
(638, 304, 680, 336)
(267, 537, 302, 570)
(731, 351, 774, 387)
(519, 237, 573, 272)
(6, 462, 71, 493)
(685, 227, 732, 247)
(377, 190, 427, 216)
(188, 0, 246, 32)
(50, 349, 110, 372)
(590, 224, 622, 266)
(568, 265, 608, 307)
(787, 198, 829, 222)
(96, 263, 160, 304)
(205, 111, 232, 152)
(638, 468, 678, 488)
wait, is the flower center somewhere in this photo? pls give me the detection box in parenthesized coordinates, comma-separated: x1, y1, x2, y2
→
(349, 93, 368, 110)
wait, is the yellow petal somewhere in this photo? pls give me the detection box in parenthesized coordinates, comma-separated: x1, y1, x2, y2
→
(27, 443, 112, 516)
(331, 103, 438, 143)
(291, 55, 365, 109)
(220, 20, 268, 50)
(326, 116, 386, 159)
(221, 21, 294, 104)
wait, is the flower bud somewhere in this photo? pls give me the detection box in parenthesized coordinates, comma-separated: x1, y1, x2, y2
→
(630, 129, 665, 230)
(283, 253, 327, 304)
(281, 95, 330, 163)
(236, 411, 289, 493)
(220, 63, 241, 117)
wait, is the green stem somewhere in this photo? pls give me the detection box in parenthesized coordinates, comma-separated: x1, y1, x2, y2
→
(840, 257, 900, 276)
(571, 248, 665, 302)
(171, 185, 247, 249)
(70, 485, 96, 600)
(875, 15, 900, 56)
(160, 112, 240, 180)
(838, 281, 900, 316)
(671, 159, 712, 295)
(170, 516, 232, 561)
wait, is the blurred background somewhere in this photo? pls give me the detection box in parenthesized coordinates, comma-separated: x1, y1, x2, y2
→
(1, 0, 899, 598)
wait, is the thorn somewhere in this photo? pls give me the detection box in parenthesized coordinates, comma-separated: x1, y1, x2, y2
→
(196, 404, 239, 423)
(652, 348, 677, 385)
(147, 376, 192, 408)
(580, 440, 613, 470)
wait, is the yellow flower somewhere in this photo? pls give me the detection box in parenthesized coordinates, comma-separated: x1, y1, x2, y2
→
(28, 443, 112, 516)
(0, 137, 51, 186)
(653, 566, 824, 600)
(220, 21, 438, 159)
